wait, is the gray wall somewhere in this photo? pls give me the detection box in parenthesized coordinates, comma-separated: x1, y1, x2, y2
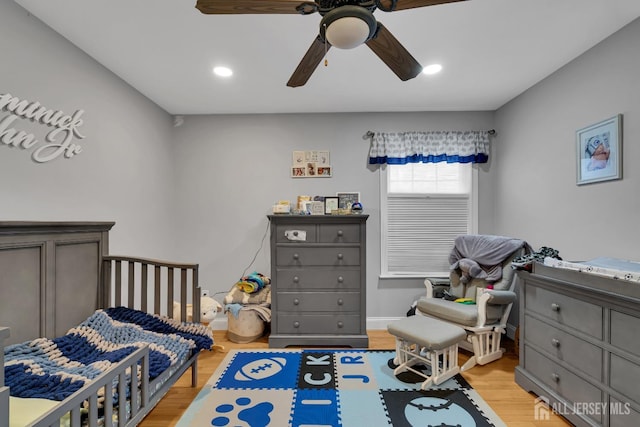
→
(2, 0, 638, 325)
(492, 18, 640, 262)
(0, 1, 177, 258)
(170, 112, 494, 322)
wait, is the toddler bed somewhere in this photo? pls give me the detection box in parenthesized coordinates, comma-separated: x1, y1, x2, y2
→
(0, 221, 212, 427)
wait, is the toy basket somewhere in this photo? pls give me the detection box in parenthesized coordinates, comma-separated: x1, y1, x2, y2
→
(227, 308, 265, 343)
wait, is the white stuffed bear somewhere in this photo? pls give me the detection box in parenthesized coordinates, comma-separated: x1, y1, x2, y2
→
(173, 296, 222, 324)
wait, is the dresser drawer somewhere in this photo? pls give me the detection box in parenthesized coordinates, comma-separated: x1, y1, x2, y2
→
(524, 346, 603, 424)
(609, 397, 638, 427)
(276, 268, 360, 290)
(276, 247, 360, 267)
(276, 314, 361, 334)
(318, 224, 360, 243)
(610, 354, 640, 406)
(525, 315, 603, 381)
(277, 291, 360, 312)
(525, 285, 603, 339)
(611, 310, 640, 355)
(275, 224, 317, 243)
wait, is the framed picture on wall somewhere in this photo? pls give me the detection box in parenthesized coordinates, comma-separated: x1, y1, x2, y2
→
(291, 166, 306, 177)
(576, 114, 622, 185)
(291, 150, 332, 178)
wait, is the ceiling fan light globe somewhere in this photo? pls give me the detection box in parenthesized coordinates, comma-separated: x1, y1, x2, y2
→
(326, 17, 371, 49)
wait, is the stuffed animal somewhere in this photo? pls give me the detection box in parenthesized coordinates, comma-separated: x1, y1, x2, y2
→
(173, 296, 222, 324)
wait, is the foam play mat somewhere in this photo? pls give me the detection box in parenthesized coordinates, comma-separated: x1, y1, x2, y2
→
(176, 349, 506, 427)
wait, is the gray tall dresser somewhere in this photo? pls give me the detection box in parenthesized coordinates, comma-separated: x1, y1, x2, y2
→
(268, 214, 368, 348)
(516, 262, 640, 427)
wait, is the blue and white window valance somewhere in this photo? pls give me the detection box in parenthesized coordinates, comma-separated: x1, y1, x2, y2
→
(367, 130, 490, 165)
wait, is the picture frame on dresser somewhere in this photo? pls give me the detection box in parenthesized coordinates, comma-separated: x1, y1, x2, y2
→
(309, 200, 325, 215)
(324, 197, 339, 214)
(337, 192, 360, 210)
(576, 114, 622, 185)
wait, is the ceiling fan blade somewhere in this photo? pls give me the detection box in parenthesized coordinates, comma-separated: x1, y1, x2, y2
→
(377, 0, 465, 12)
(365, 23, 422, 81)
(196, 0, 303, 14)
(287, 36, 331, 87)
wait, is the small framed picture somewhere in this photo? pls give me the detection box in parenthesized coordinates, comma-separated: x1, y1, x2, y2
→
(317, 151, 330, 166)
(337, 192, 360, 210)
(317, 166, 332, 177)
(291, 166, 306, 177)
(576, 114, 622, 185)
(324, 197, 339, 214)
(310, 200, 325, 215)
(292, 151, 305, 165)
(306, 162, 317, 177)
(302, 200, 313, 213)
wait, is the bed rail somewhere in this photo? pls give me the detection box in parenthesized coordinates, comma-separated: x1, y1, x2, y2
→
(102, 256, 200, 323)
(31, 345, 151, 427)
(0, 327, 9, 427)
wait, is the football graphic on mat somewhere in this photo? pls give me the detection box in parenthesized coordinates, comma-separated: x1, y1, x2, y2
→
(235, 357, 287, 381)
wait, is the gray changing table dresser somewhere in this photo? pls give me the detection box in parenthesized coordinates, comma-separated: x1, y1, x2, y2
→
(516, 262, 640, 427)
(268, 214, 368, 348)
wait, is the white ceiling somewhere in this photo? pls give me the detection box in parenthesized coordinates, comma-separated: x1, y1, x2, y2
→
(14, 0, 640, 115)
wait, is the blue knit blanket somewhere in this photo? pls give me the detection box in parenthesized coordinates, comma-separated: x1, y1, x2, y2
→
(3, 307, 213, 401)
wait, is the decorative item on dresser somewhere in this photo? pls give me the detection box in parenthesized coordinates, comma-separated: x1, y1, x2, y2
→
(515, 262, 640, 427)
(267, 214, 369, 348)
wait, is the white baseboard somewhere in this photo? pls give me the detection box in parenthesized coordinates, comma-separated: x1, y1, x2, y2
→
(209, 316, 404, 331)
(211, 316, 517, 339)
(366, 316, 404, 330)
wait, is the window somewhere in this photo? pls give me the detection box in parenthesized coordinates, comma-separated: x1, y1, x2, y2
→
(380, 162, 477, 277)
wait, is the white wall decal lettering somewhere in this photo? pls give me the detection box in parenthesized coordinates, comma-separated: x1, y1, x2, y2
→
(0, 93, 86, 162)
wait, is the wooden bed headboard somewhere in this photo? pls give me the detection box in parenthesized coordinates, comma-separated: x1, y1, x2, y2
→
(0, 221, 114, 345)
(0, 221, 201, 347)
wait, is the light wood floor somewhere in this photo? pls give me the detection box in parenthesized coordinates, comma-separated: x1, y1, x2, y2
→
(139, 330, 571, 427)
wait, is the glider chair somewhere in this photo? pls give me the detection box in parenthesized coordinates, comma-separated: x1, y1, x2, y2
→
(415, 235, 530, 371)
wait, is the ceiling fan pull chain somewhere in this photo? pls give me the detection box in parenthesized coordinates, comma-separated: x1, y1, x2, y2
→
(324, 23, 329, 66)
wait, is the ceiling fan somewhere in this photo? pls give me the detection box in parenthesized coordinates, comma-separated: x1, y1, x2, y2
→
(195, 0, 466, 87)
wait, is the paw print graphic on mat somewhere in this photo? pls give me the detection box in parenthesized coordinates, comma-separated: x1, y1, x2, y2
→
(211, 397, 274, 427)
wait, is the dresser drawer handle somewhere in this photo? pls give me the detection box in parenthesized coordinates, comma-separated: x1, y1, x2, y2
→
(337, 321, 344, 328)
(551, 373, 560, 383)
(293, 276, 299, 283)
(293, 298, 300, 305)
(337, 276, 344, 283)
(551, 338, 560, 348)
(337, 298, 344, 306)
(337, 230, 344, 237)
(551, 303, 560, 312)
(293, 253, 299, 260)
(337, 253, 343, 260)
(293, 321, 300, 328)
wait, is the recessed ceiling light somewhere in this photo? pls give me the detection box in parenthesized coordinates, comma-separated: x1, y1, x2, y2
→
(213, 66, 233, 77)
(422, 64, 442, 75)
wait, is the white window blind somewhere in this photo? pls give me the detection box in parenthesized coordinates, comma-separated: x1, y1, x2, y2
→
(381, 162, 477, 277)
